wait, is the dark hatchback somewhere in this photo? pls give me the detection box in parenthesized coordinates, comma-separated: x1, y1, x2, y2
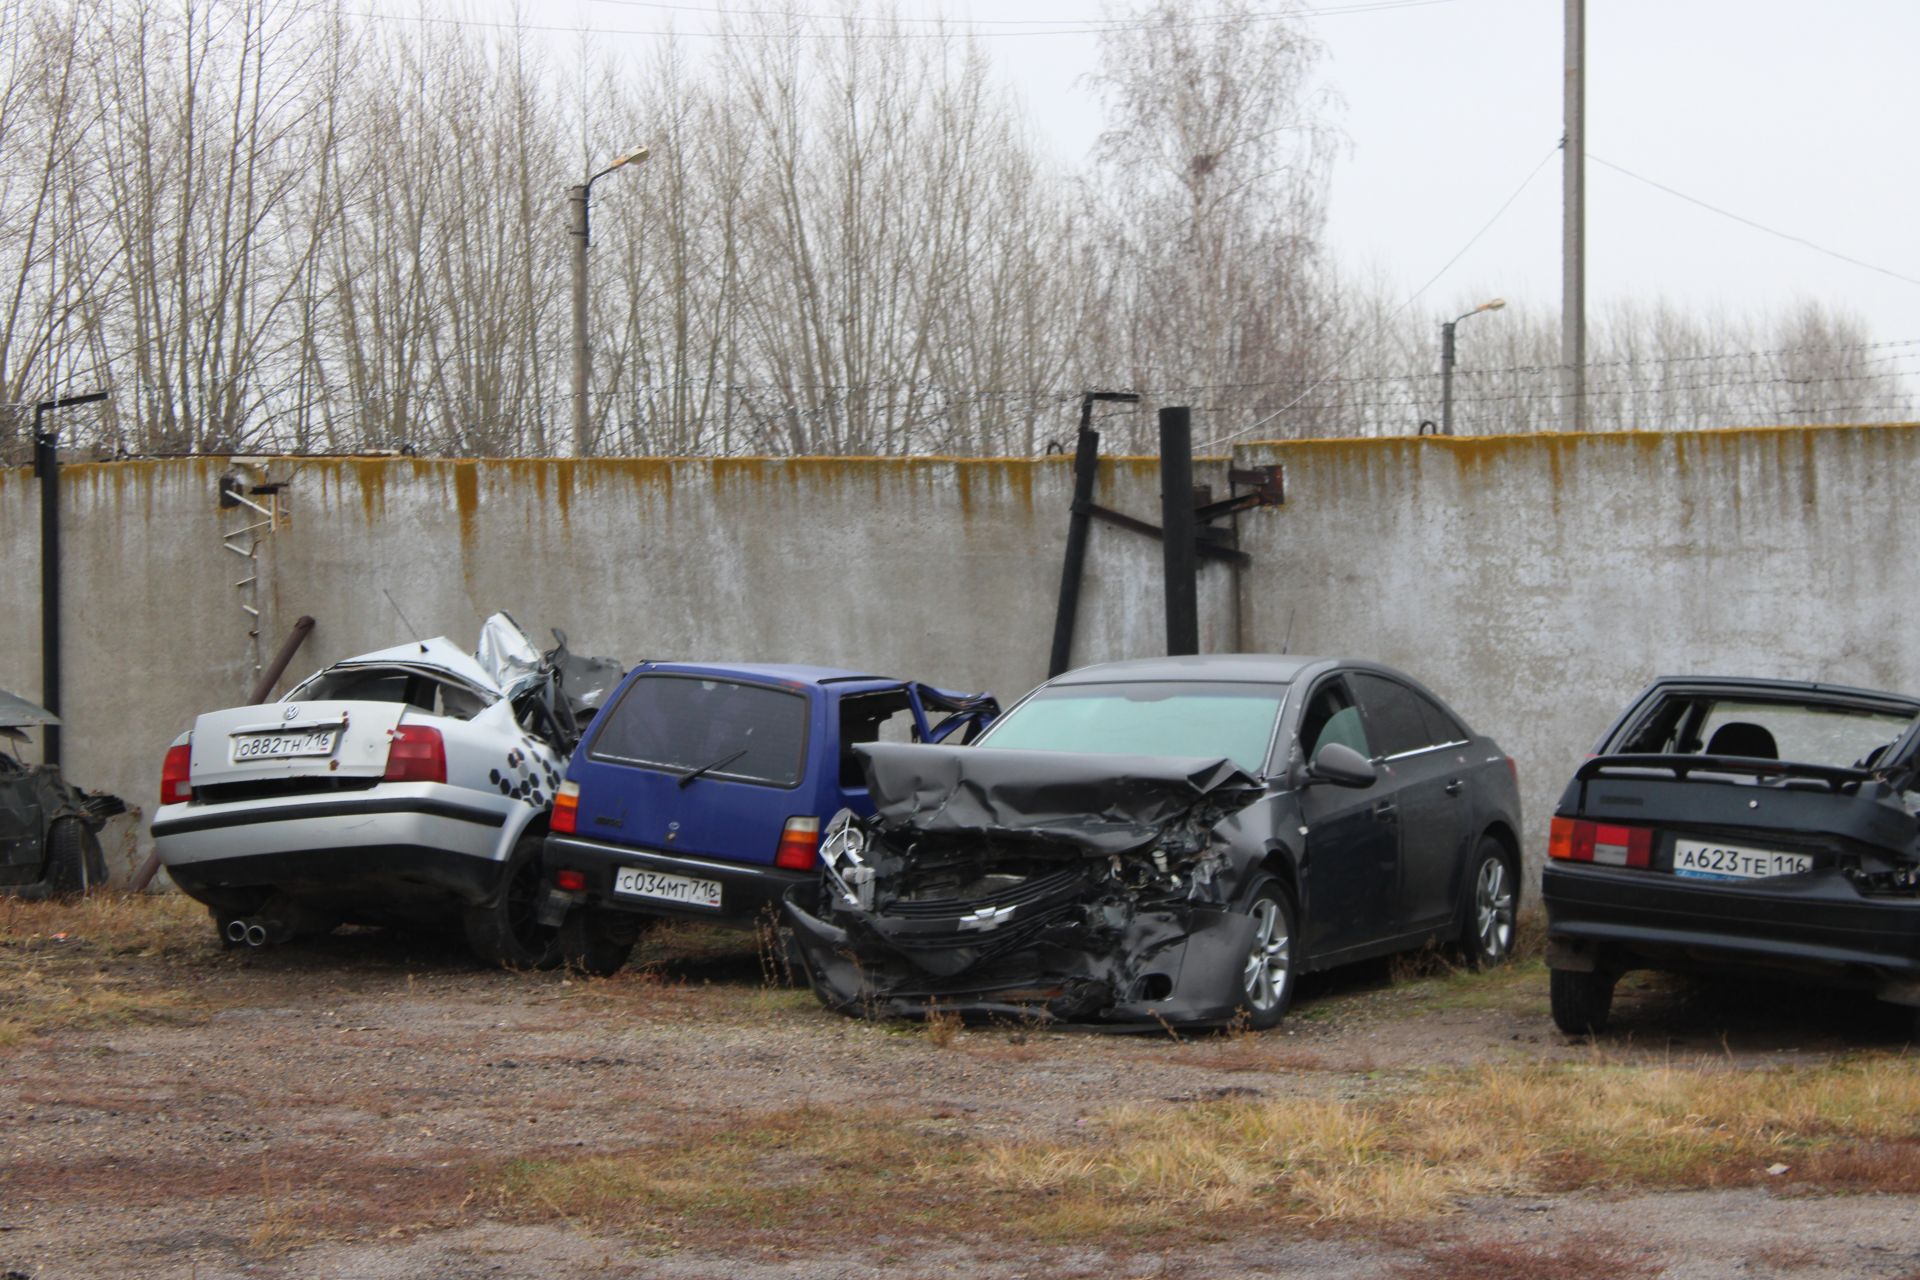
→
(786, 655, 1524, 1029)
(1544, 676, 1920, 1036)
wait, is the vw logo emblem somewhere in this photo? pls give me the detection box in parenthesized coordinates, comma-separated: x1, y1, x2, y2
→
(283, 707, 299, 721)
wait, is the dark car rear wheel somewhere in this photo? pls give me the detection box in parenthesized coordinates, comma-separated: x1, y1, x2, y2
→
(1236, 877, 1297, 1030)
(1550, 966, 1616, 1035)
(44, 818, 107, 896)
(558, 907, 643, 977)
(1461, 839, 1518, 970)
(464, 832, 561, 970)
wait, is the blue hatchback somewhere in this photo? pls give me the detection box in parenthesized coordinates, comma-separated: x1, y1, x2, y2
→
(539, 662, 997, 974)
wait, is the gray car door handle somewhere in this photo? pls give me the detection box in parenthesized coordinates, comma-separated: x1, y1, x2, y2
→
(1444, 780, 1464, 796)
(1373, 801, 1397, 819)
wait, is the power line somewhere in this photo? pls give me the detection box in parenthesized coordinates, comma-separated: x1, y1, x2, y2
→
(1590, 153, 1920, 292)
(1196, 139, 1561, 449)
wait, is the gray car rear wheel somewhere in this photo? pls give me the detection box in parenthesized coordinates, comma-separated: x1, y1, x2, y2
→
(1461, 838, 1518, 970)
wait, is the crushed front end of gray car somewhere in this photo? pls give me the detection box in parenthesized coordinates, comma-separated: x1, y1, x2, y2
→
(783, 742, 1269, 1028)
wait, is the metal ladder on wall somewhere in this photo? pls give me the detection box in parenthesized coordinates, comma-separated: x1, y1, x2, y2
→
(218, 461, 290, 695)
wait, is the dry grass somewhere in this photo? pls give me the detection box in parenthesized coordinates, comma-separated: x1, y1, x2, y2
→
(494, 1105, 967, 1243)
(247, 1153, 312, 1257)
(982, 1054, 1920, 1232)
(493, 1053, 1920, 1249)
(923, 1000, 962, 1048)
(0, 892, 211, 1042)
(0, 891, 208, 957)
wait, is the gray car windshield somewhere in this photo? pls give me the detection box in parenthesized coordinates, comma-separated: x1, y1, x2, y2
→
(979, 681, 1286, 773)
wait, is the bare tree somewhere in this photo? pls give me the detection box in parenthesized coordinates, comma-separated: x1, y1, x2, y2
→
(1082, 0, 1339, 448)
(0, 1, 108, 461)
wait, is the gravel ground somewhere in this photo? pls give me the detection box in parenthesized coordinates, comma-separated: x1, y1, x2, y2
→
(4, 915, 1919, 1279)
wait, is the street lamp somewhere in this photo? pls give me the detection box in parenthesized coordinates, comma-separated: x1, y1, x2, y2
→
(570, 145, 650, 456)
(1440, 297, 1505, 437)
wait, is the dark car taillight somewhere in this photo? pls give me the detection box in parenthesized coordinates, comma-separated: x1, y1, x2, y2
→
(384, 725, 446, 784)
(551, 780, 579, 834)
(161, 743, 193, 806)
(1549, 816, 1652, 868)
(774, 816, 820, 870)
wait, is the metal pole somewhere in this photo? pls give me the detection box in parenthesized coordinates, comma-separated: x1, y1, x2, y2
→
(1440, 320, 1458, 437)
(1047, 415, 1101, 679)
(1047, 391, 1139, 677)
(33, 417, 60, 769)
(31, 391, 108, 770)
(246, 615, 317, 706)
(1562, 0, 1586, 431)
(569, 182, 591, 456)
(1159, 406, 1199, 657)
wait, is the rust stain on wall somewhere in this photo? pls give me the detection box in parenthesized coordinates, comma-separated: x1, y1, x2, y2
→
(349, 459, 389, 521)
(555, 460, 574, 524)
(451, 460, 480, 549)
(1799, 430, 1819, 514)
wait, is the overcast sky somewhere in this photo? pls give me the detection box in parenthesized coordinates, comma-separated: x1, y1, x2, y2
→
(453, 0, 1920, 344)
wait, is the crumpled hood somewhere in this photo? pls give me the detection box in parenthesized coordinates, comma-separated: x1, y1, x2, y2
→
(858, 742, 1264, 857)
(0, 687, 59, 730)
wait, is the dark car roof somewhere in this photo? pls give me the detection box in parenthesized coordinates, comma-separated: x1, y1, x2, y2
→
(1048, 654, 1336, 687)
(1646, 674, 1920, 709)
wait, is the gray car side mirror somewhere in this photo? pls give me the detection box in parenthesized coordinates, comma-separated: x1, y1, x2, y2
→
(1308, 741, 1377, 788)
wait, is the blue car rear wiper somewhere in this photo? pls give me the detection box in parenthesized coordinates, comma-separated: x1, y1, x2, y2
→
(677, 747, 748, 789)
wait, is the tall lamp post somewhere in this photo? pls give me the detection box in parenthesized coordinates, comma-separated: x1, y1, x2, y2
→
(1441, 298, 1505, 437)
(569, 145, 650, 456)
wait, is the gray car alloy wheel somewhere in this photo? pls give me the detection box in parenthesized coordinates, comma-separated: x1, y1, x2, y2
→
(1473, 852, 1516, 965)
(1242, 894, 1292, 1015)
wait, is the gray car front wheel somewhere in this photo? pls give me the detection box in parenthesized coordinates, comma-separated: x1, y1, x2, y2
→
(1236, 877, 1297, 1030)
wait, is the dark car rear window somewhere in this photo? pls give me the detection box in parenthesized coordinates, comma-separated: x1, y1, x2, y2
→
(590, 674, 808, 788)
(1614, 691, 1916, 769)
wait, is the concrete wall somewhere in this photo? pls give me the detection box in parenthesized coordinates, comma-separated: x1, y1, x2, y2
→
(2, 422, 1913, 882)
(0, 455, 1236, 874)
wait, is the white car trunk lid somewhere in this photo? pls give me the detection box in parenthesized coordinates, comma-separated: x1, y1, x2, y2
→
(189, 700, 409, 788)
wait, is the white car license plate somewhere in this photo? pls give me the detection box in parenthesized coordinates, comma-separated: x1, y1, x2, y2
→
(231, 728, 339, 761)
(1673, 838, 1812, 882)
(613, 867, 723, 909)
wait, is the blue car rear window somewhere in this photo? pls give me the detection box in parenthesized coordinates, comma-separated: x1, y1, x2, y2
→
(589, 674, 808, 787)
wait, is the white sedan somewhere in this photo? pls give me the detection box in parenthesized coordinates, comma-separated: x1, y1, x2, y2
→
(151, 615, 618, 967)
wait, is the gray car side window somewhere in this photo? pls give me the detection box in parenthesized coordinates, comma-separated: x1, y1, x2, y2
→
(1299, 677, 1371, 762)
(1350, 673, 1439, 759)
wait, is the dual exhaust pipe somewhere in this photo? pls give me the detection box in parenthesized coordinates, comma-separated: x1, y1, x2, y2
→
(225, 917, 289, 948)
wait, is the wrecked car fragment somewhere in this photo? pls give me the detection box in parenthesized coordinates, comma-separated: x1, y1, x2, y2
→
(151, 613, 622, 965)
(787, 655, 1525, 1030)
(0, 689, 125, 898)
(789, 743, 1270, 1026)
